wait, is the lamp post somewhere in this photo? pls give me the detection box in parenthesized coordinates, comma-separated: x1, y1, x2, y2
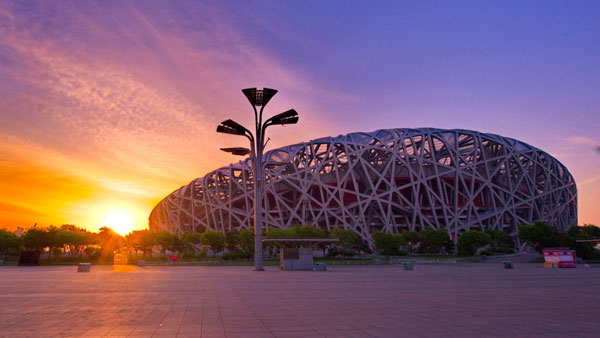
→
(217, 88, 299, 271)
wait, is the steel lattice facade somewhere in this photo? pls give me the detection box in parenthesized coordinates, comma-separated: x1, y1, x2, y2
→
(149, 128, 577, 245)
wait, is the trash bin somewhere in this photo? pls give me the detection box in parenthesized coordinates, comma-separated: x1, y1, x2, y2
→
(402, 262, 414, 270)
(315, 262, 327, 271)
(502, 261, 513, 269)
(77, 263, 91, 272)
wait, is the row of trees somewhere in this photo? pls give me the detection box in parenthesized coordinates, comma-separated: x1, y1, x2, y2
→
(2, 222, 597, 262)
(0, 225, 122, 262)
(518, 222, 600, 259)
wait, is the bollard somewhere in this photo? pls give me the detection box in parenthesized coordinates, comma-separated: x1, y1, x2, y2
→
(502, 261, 513, 269)
(77, 263, 91, 272)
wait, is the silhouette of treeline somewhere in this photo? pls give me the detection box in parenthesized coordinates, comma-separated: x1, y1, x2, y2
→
(1, 222, 597, 262)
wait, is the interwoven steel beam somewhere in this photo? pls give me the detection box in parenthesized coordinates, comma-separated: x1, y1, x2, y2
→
(149, 128, 577, 247)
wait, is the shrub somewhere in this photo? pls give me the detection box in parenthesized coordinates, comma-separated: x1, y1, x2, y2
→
(457, 231, 493, 256)
(372, 231, 401, 256)
(421, 227, 451, 254)
(518, 221, 559, 252)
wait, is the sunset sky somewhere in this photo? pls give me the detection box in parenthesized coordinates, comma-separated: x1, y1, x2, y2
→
(1, 1, 599, 233)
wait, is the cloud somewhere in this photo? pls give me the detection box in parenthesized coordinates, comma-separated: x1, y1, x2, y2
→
(581, 174, 600, 186)
(0, 202, 42, 217)
(0, 1, 342, 230)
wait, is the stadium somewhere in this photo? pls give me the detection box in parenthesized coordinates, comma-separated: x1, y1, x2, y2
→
(149, 128, 577, 246)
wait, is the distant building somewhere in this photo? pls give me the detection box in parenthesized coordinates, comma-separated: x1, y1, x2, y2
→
(149, 128, 577, 247)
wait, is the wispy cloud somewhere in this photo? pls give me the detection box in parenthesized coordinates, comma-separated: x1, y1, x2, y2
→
(0, 1, 338, 230)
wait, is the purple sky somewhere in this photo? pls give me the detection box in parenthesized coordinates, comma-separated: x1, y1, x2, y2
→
(0, 1, 599, 231)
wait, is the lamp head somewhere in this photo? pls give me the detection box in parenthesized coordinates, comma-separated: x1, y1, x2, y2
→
(216, 119, 248, 136)
(242, 87, 278, 107)
(268, 109, 299, 125)
(220, 147, 251, 156)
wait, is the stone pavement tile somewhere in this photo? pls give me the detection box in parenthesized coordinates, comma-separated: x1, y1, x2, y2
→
(1, 265, 599, 337)
(225, 328, 275, 338)
(271, 330, 324, 338)
(177, 324, 203, 334)
(200, 330, 227, 338)
(316, 329, 352, 338)
(337, 329, 378, 338)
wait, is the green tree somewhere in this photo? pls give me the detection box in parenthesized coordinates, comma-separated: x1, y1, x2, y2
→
(224, 229, 239, 251)
(200, 230, 225, 261)
(372, 231, 401, 256)
(329, 227, 358, 260)
(579, 224, 600, 238)
(0, 229, 21, 259)
(21, 228, 49, 252)
(561, 225, 599, 260)
(155, 231, 179, 256)
(457, 230, 493, 256)
(60, 225, 91, 258)
(238, 229, 254, 254)
(96, 227, 123, 261)
(421, 226, 451, 254)
(292, 224, 327, 239)
(45, 226, 65, 261)
(484, 229, 512, 251)
(181, 232, 203, 252)
(265, 227, 295, 250)
(399, 231, 419, 253)
(518, 221, 559, 252)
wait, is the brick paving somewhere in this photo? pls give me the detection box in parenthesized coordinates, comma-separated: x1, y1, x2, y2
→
(0, 263, 598, 337)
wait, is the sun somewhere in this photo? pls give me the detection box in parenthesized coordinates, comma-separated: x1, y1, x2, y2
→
(102, 211, 134, 236)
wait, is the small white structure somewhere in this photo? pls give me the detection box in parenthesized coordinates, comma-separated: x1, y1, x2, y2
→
(280, 248, 313, 271)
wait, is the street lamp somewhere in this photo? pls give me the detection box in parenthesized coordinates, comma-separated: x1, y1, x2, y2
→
(216, 88, 299, 271)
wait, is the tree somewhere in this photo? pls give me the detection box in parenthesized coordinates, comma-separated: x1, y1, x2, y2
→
(561, 225, 599, 260)
(457, 231, 493, 256)
(579, 224, 600, 238)
(60, 225, 91, 258)
(399, 231, 419, 253)
(45, 226, 64, 261)
(200, 230, 225, 261)
(96, 227, 123, 261)
(182, 231, 203, 252)
(518, 221, 559, 252)
(484, 229, 512, 251)
(21, 228, 49, 252)
(329, 227, 358, 260)
(238, 229, 254, 254)
(0, 229, 20, 259)
(224, 229, 239, 251)
(372, 231, 401, 256)
(421, 227, 451, 254)
(265, 227, 294, 250)
(155, 231, 180, 256)
(292, 224, 327, 239)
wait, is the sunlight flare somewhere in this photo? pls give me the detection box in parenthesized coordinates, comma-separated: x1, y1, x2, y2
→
(102, 211, 134, 236)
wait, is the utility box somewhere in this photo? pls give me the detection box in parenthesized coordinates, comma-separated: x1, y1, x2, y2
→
(77, 263, 91, 272)
(280, 247, 313, 271)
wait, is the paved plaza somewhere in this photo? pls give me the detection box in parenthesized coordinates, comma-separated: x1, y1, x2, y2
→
(1, 262, 599, 337)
